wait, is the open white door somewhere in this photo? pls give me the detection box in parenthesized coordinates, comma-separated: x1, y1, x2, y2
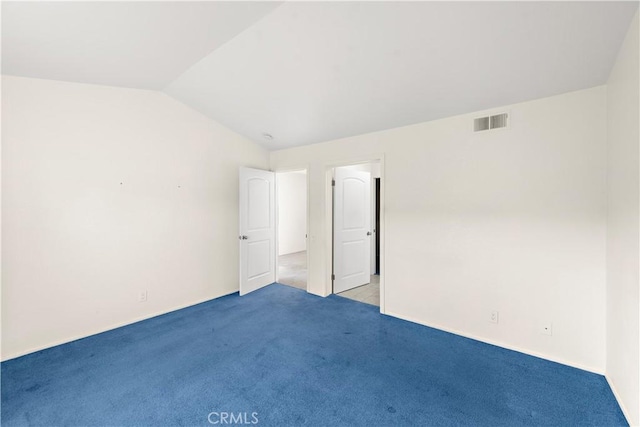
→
(239, 167, 276, 295)
(333, 167, 371, 293)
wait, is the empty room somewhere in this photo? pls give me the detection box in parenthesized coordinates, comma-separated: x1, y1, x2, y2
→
(2, 1, 640, 426)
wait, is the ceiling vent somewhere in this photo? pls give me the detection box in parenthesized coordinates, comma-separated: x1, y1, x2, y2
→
(474, 113, 508, 132)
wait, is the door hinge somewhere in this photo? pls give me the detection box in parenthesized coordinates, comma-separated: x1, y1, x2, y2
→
(332, 179, 335, 187)
(332, 274, 335, 281)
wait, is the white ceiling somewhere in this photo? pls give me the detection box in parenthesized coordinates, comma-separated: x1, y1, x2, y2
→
(3, 2, 638, 150)
(1, 1, 281, 89)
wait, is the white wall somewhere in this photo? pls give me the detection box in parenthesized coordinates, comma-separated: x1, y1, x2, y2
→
(1, 76, 269, 360)
(277, 171, 307, 255)
(271, 86, 608, 373)
(606, 10, 640, 426)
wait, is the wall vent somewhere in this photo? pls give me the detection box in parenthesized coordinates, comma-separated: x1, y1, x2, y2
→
(474, 113, 508, 132)
(474, 117, 490, 132)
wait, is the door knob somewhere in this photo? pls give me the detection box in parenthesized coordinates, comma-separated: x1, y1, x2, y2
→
(367, 231, 372, 236)
(239, 235, 249, 240)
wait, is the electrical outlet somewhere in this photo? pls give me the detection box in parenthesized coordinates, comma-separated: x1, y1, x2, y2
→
(541, 322, 552, 336)
(138, 290, 148, 302)
(490, 311, 499, 324)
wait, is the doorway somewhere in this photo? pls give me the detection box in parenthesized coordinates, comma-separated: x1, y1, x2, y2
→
(276, 170, 308, 290)
(332, 162, 381, 306)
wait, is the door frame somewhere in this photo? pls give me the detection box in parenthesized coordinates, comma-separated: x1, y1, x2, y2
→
(274, 166, 310, 290)
(324, 155, 386, 314)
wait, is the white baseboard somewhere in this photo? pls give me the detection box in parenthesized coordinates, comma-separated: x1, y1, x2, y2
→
(1, 290, 237, 362)
(606, 374, 635, 426)
(384, 309, 604, 375)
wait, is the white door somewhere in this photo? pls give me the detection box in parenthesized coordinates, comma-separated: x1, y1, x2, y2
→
(239, 167, 276, 295)
(333, 167, 371, 293)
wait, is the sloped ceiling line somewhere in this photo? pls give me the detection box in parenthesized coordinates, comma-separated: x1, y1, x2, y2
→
(3, 1, 638, 150)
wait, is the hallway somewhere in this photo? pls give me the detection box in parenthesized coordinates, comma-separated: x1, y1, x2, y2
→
(278, 251, 307, 290)
(337, 275, 380, 307)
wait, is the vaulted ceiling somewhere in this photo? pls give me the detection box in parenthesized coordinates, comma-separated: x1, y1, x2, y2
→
(3, 1, 638, 150)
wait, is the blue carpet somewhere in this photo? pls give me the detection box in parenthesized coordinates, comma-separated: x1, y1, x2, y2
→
(1, 284, 627, 426)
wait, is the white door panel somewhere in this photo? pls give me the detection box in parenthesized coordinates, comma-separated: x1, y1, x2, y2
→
(248, 178, 270, 229)
(343, 179, 366, 228)
(247, 239, 271, 278)
(342, 240, 366, 277)
(334, 168, 371, 293)
(240, 167, 275, 295)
